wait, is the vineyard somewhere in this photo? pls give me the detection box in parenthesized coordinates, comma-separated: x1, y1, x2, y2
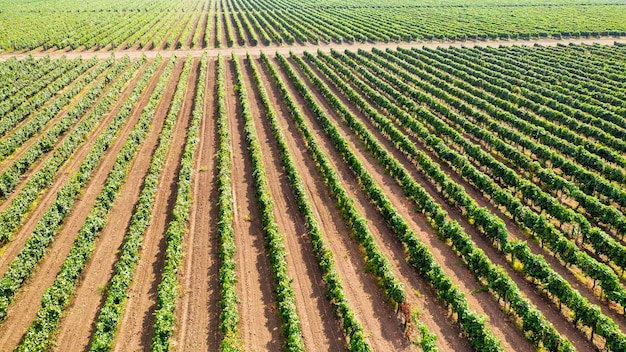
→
(0, 39, 624, 352)
(2, 0, 626, 51)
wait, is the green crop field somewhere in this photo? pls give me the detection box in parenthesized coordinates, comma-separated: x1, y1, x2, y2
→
(1, 0, 626, 50)
(0, 1, 626, 351)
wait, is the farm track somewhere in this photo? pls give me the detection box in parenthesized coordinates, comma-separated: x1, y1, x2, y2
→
(296, 54, 597, 351)
(0, 37, 625, 61)
(112, 58, 192, 352)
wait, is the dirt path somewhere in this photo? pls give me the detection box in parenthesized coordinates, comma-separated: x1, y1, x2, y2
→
(301, 55, 597, 350)
(241, 57, 345, 351)
(111, 59, 194, 352)
(1, 37, 624, 61)
(260, 55, 412, 351)
(0, 60, 162, 350)
(171, 59, 220, 352)
(227, 56, 282, 352)
(284, 55, 536, 352)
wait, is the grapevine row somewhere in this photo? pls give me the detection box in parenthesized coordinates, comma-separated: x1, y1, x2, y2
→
(270, 52, 502, 351)
(306, 50, 574, 351)
(320, 49, 626, 350)
(16, 56, 180, 351)
(153, 54, 201, 350)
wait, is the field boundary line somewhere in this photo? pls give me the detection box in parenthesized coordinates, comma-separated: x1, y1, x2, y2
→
(1, 37, 626, 61)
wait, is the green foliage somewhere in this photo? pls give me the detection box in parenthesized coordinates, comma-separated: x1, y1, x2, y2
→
(0, 55, 149, 324)
(271, 51, 502, 351)
(14, 55, 166, 352)
(2, 0, 626, 50)
(320, 46, 626, 350)
(215, 54, 241, 351)
(88, 55, 181, 352)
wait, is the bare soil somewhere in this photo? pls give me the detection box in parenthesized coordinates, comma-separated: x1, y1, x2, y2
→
(241, 57, 345, 351)
(226, 56, 282, 352)
(171, 59, 220, 351)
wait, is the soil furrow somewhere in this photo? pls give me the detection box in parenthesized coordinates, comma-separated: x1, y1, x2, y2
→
(171, 58, 219, 352)
(227, 57, 282, 352)
(242, 57, 345, 351)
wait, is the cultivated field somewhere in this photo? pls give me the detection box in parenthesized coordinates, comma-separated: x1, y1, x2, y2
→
(0, 41, 625, 352)
(2, 0, 626, 51)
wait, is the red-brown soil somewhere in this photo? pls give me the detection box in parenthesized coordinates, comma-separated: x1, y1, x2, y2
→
(171, 59, 220, 351)
(226, 56, 283, 352)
